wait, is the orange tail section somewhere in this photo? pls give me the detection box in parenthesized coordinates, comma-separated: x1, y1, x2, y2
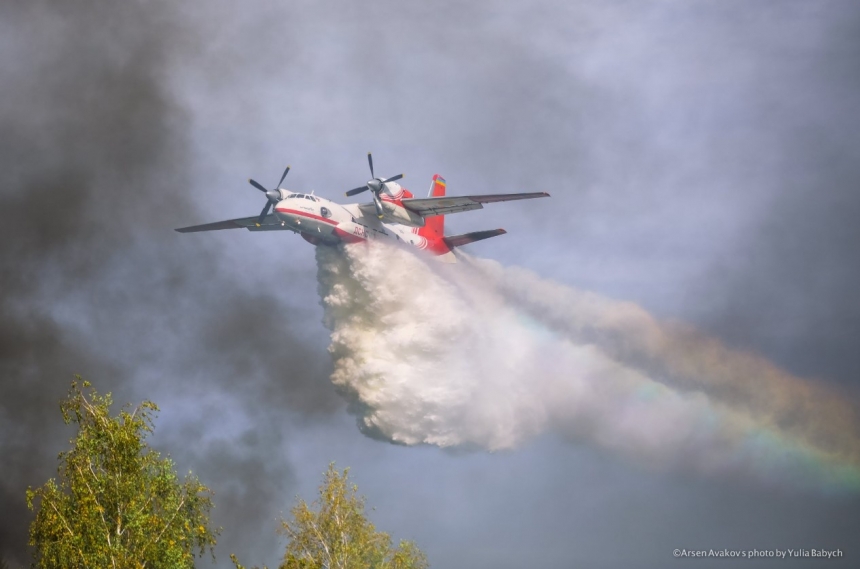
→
(418, 174, 446, 240)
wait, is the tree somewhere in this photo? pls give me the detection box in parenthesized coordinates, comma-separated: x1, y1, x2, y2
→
(26, 378, 218, 568)
(232, 464, 428, 569)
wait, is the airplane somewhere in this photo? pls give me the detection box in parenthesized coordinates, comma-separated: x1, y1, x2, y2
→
(175, 153, 550, 262)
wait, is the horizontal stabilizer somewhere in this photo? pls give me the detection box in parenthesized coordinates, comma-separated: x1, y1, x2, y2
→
(443, 228, 507, 248)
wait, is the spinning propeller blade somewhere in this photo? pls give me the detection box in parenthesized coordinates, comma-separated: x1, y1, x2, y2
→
(346, 185, 369, 196)
(249, 178, 268, 193)
(277, 166, 291, 188)
(257, 201, 272, 225)
(344, 153, 403, 214)
(249, 165, 290, 226)
(372, 193, 384, 219)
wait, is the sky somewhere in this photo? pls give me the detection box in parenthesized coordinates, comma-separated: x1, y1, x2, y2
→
(2, 1, 859, 567)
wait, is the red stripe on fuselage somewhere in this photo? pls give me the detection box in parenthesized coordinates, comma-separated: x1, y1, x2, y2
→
(274, 208, 339, 225)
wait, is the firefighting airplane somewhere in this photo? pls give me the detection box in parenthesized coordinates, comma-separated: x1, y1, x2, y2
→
(176, 154, 550, 261)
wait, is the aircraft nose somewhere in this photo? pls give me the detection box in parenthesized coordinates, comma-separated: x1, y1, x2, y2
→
(274, 201, 300, 224)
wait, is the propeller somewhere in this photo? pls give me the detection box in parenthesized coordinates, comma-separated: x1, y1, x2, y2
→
(345, 152, 404, 218)
(249, 165, 290, 225)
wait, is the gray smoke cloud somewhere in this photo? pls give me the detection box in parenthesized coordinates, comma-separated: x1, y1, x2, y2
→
(0, 1, 338, 565)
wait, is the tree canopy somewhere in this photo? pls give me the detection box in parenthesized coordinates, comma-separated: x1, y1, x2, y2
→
(233, 463, 428, 569)
(26, 378, 218, 568)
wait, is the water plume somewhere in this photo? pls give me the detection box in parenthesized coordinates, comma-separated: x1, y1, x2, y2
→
(315, 241, 860, 491)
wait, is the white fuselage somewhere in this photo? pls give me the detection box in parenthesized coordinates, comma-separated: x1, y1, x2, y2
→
(271, 189, 431, 250)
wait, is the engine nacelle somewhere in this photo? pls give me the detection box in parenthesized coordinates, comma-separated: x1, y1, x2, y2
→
(357, 201, 425, 227)
(382, 202, 425, 227)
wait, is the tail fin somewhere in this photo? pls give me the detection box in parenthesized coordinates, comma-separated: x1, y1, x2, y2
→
(417, 174, 446, 239)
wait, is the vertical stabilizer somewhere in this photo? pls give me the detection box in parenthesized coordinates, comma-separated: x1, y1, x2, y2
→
(418, 174, 446, 239)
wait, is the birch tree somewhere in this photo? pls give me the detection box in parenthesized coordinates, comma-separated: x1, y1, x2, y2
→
(233, 464, 428, 569)
(279, 464, 427, 569)
(26, 378, 218, 568)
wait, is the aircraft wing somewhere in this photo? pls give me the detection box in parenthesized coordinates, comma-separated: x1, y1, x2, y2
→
(400, 191, 550, 217)
(175, 215, 289, 233)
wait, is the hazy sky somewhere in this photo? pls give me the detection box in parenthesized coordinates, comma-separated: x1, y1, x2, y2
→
(2, 1, 859, 567)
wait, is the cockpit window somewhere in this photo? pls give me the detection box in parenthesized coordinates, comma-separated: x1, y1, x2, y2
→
(285, 193, 318, 201)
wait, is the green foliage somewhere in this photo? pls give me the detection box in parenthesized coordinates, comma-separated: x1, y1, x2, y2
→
(279, 464, 427, 569)
(26, 377, 218, 569)
(232, 464, 428, 569)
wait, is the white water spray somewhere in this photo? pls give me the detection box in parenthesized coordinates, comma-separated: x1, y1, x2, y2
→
(315, 242, 860, 489)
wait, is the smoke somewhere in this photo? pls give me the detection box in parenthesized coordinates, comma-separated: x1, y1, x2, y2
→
(316, 241, 860, 491)
(0, 1, 337, 565)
